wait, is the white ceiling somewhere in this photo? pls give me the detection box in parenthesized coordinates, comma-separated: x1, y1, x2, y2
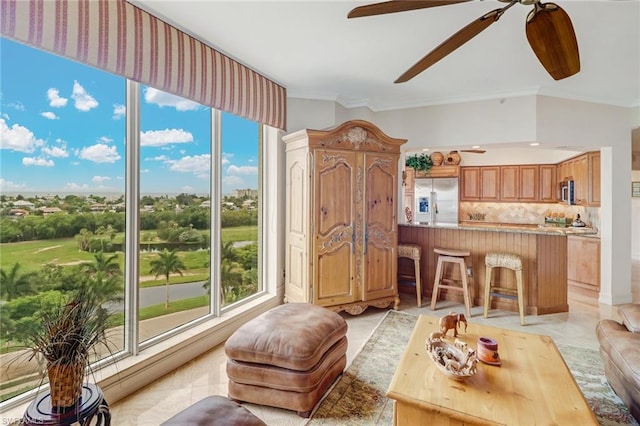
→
(131, 0, 640, 111)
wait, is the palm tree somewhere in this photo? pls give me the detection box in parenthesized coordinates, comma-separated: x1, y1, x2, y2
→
(0, 262, 37, 301)
(82, 251, 121, 277)
(220, 259, 243, 306)
(149, 249, 186, 309)
(81, 252, 124, 304)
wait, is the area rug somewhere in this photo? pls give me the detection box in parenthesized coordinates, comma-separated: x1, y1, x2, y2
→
(307, 310, 638, 426)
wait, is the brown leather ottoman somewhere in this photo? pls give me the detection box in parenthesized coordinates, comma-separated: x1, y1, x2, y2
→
(225, 303, 348, 418)
(160, 395, 266, 426)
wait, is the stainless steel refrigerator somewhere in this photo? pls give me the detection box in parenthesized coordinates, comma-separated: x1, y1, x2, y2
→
(414, 177, 459, 225)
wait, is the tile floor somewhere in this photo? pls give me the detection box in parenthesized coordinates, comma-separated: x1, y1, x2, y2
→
(111, 260, 640, 425)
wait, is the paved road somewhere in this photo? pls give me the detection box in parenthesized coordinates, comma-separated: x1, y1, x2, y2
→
(106, 281, 209, 311)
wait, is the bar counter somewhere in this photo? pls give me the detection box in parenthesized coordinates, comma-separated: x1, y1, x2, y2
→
(398, 223, 596, 315)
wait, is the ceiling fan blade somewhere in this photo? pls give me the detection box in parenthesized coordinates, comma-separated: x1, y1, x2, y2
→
(395, 8, 504, 83)
(461, 149, 486, 154)
(348, 0, 469, 19)
(525, 3, 580, 80)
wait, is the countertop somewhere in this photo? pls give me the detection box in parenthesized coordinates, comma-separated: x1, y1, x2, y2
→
(400, 221, 599, 237)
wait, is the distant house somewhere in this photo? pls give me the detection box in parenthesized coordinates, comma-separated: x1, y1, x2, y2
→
(200, 200, 211, 208)
(13, 200, 35, 209)
(39, 207, 63, 217)
(90, 203, 108, 213)
(8, 208, 29, 217)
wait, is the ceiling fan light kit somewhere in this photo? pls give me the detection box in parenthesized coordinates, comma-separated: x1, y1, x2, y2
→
(348, 0, 580, 83)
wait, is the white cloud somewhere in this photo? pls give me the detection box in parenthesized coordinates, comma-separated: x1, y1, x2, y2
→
(227, 165, 258, 175)
(140, 129, 193, 147)
(78, 143, 121, 163)
(7, 102, 25, 111)
(23, 157, 54, 167)
(221, 153, 233, 166)
(167, 154, 210, 177)
(47, 88, 68, 108)
(98, 136, 113, 144)
(144, 87, 201, 111)
(72, 81, 99, 111)
(0, 178, 26, 190)
(92, 176, 111, 184)
(2, 113, 10, 120)
(112, 104, 126, 120)
(64, 182, 90, 191)
(223, 175, 245, 188)
(145, 155, 170, 162)
(42, 145, 68, 158)
(41, 111, 58, 120)
(181, 185, 195, 193)
(0, 119, 45, 153)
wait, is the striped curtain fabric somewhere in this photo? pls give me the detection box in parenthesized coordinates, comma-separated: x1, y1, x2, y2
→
(0, 0, 287, 130)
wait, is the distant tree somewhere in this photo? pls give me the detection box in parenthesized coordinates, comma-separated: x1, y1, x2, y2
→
(76, 228, 93, 251)
(0, 219, 23, 242)
(81, 252, 123, 304)
(149, 249, 186, 309)
(0, 263, 37, 301)
(219, 259, 244, 305)
(82, 251, 121, 277)
(176, 193, 195, 206)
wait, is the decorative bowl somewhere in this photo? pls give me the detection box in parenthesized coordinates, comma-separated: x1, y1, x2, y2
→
(426, 335, 477, 381)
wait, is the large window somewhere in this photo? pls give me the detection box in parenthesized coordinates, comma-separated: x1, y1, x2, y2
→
(138, 85, 213, 342)
(219, 113, 261, 307)
(0, 39, 265, 405)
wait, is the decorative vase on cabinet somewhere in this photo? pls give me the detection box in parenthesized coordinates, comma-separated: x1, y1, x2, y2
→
(283, 120, 406, 315)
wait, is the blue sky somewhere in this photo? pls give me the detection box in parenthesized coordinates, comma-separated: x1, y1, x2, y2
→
(0, 38, 259, 197)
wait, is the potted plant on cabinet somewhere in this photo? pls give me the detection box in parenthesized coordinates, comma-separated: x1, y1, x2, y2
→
(405, 152, 433, 174)
(23, 283, 113, 409)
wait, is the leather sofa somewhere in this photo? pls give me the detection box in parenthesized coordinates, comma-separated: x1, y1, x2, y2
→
(596, 303, 640, 421)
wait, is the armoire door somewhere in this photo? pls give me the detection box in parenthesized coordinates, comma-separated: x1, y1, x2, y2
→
(312, 149, 357, 306)
(362, 152, 398, 301)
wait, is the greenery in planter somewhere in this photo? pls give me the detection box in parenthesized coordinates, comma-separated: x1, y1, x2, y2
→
(22, 283, 114, 407)
(405, 152, 433, 173)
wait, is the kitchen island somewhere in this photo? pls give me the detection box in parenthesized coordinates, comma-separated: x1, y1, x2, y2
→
(398, 222, 597, 315)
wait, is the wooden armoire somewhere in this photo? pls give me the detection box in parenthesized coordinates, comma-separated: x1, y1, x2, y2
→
(283, 120, 407, 315)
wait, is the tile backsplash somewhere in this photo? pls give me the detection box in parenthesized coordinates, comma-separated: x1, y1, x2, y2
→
(459, 202, 600, 232)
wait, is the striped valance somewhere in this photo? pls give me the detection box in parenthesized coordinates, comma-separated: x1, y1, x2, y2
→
(0, 0, 286, 130)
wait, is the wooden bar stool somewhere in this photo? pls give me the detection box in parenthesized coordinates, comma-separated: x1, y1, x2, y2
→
(397, 243, 423, 307)
(484, 252, 525, 325)
(431, 247, 472, 317)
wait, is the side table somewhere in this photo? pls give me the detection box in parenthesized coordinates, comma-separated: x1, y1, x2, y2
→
(23, 383, 111, 426)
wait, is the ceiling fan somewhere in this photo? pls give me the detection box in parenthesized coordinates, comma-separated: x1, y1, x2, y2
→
(347, 0, 580, 83)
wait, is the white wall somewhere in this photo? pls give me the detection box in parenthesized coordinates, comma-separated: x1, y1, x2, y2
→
(285, 95, 636, 305)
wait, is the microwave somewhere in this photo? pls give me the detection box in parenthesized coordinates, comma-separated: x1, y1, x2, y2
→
(560, 180, 575, 205)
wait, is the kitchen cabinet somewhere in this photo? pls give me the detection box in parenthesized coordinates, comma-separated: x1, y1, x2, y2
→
(500, 166, 519, 201)
(283, 120, 406, 315)
(460, 166, 499, 201)
(588, 151, 601, 206)
(567, 236, 600, 299)
(539, 165, 557, 202)
(480, 167, 500, 200)
(519, 165, 539, 201)
(557, 152, 600, 207)
(500, 165, 539, 202)
(573, 155, 588, 205)
(460, 167, 481, 201)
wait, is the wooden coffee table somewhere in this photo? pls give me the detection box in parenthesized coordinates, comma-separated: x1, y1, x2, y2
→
(387, 315, 598, 425)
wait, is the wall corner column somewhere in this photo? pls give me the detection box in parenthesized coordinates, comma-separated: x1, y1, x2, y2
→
(599, 146, 633, 305)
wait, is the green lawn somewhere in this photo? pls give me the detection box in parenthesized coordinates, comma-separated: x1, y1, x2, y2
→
(0, 226, 257, 276)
